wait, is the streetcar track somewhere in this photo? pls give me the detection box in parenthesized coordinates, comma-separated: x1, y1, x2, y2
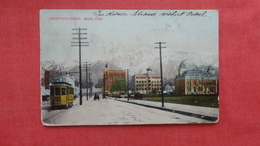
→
(42, 108, 68, 123)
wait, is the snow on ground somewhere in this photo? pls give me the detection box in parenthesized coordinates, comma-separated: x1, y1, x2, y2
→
(41, 97, 211, 126)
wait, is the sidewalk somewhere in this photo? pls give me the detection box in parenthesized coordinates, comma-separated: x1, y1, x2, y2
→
(115, 98, 219, 122)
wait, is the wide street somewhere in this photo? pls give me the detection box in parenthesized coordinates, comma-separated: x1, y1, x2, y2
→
(42, 96, 212, 126)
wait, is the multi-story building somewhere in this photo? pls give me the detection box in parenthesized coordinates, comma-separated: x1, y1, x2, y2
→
(175, 61, 218, 95)
(103, 64, 126, 96)
(133, 67, 161, 94)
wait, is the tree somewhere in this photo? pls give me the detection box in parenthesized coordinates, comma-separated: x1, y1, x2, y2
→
(151, 89, 158, 95)
(110, 79, 126, 95)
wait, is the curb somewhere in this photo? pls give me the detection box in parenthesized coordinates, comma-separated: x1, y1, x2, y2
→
(116, 99, 218, 122)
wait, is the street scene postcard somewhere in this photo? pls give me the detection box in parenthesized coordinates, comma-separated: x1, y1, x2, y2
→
(40, 10, 219, 126)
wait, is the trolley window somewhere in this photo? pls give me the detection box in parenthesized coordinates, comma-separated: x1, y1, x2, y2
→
(71, 88, 74, 94)
(69, 87, 74, 94)
(68, 87, 71, 94)
(55, 87, 60, 95)
(50, 87, 54, 95)
(62, 88, 66, 95)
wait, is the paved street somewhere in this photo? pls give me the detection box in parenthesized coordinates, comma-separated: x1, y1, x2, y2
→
(42, 97, 213, 125)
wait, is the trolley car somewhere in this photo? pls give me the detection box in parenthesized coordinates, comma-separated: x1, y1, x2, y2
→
(50, 75, 75, 109)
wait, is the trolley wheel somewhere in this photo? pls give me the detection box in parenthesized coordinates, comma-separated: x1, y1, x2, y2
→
(65, 104, 69, 109)
(68, 102, 73, 108)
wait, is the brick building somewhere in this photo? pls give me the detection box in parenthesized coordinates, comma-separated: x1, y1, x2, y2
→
(175, 61, 218, 95)
(103, 64, 126, 96)
(133, 67, 161, 94)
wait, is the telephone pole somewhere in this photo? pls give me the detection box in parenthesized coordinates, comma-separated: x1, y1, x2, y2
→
(155, 42, 166, 107)
(83, 62, 91, 100)
(89, 72, 92, 97)
(71, 27, 88, 105)
(125, 69, 130, 101)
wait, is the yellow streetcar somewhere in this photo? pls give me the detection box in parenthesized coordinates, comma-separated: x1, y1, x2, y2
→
(50, 75, 75, 109)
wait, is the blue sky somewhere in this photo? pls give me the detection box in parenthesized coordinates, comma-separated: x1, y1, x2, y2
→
(40, 10, 218, 62)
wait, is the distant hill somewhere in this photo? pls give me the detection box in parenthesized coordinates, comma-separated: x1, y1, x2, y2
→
(41, 49, 218, 86)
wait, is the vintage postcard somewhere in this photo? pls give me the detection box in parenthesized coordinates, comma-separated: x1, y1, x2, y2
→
(40, 10, 219, 126)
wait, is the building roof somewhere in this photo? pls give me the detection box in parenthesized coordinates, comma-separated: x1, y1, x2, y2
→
(134, 74, 161, 79)
(191, 65, 199, 71)
(181, 70, 216, 78)
(207, 65, 214, 72)
(178, 61, 187, 70)
(175, 70, 217, 80)
(106, 70, 125, 73)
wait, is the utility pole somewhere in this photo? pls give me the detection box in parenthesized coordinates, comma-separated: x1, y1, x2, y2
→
(71, 27, 88, 105)
(155, 42, 166, 107)
(83, 62, 91, 100)
(86, 63, 88, 100)
(89, 72, 92, 97)
(126, 69, 130, 101)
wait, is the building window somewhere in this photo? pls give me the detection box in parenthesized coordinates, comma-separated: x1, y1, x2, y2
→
(206, 88, 210, 93)
(109, 75, 113, 78)
(114, 75, 118, 78)
(120, 75, 125, 78)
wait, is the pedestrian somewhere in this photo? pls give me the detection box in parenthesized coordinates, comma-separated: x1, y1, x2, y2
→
(94, 93, 97, 100)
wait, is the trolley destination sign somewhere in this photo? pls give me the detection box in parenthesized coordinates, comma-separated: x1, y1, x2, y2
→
(40, 10, 219, 126)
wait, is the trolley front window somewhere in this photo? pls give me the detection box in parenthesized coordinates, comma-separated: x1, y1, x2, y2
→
(50, 87, 54, 95)
(55, 87, 60, 95)
(62, 88, 66, 95)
